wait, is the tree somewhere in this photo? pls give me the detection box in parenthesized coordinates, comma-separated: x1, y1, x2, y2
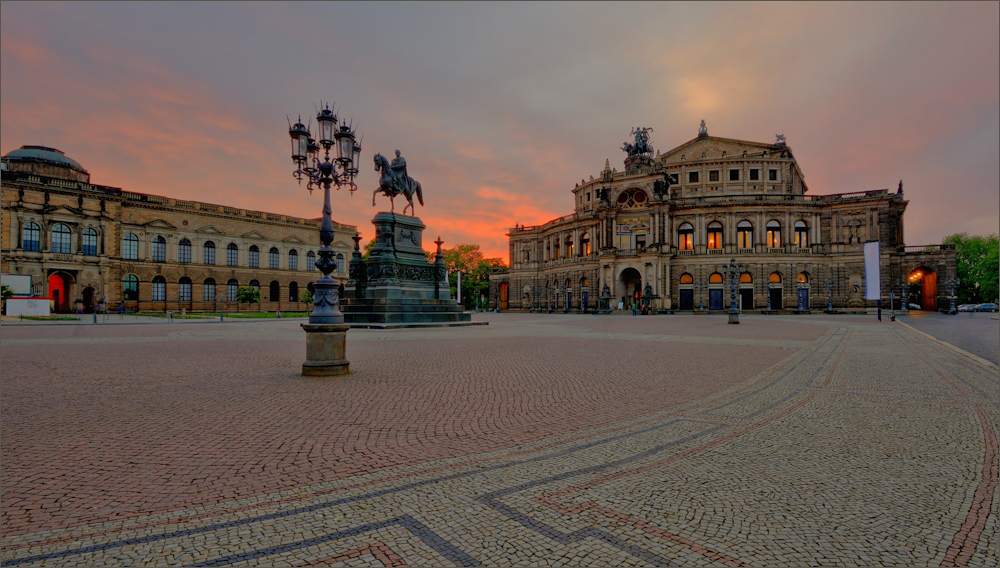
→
(436, 244, 506, 309)
(235, 286, 260, 310)
(299, 289, 313, 306)
(943, 233, 999, 304)
(361, 237, 377, 261)
(1, 285, 13, 302)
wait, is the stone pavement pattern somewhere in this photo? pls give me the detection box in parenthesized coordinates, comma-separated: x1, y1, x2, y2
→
(1, 314, 997, 567)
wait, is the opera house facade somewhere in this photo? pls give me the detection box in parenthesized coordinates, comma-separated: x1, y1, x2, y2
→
(490, 125, 956, 313)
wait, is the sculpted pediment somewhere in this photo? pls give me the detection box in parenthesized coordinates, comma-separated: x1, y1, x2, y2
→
(144, 219, 177, 230)
(282, 235, 305, 244)
(659, 136, 780, 164)
(194, 225, 227, 235)
(241, 230, 267, 240)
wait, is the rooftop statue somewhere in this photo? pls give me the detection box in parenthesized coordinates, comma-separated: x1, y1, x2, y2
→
(622, 127, 654, 157)
(373, 150, 424, 215)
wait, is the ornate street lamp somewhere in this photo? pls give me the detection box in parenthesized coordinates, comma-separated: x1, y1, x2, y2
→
(724, 258, 744, 324)
(945, 274, 960, 315)
(825, 277, 834, 313)
(695, 278, 705, 312)
(288, 103, 361, 376)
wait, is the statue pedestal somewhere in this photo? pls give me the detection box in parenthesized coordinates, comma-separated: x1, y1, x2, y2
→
(343, 213, 474, 327)
(301, 323, 350, 376)
(728, 312, 740, 324)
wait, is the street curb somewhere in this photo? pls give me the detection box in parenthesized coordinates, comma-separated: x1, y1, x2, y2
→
(895, 320, 999, 372)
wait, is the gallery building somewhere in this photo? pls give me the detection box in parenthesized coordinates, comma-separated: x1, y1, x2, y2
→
(1, 145, 356, 313)
(489, 124, 956, 313)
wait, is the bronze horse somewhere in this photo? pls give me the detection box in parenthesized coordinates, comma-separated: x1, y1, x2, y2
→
(373, 153, 423, 215)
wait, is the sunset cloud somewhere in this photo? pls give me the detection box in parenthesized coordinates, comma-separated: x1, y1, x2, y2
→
(2, 2, 997, 262)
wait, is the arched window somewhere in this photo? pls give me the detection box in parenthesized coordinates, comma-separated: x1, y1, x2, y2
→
(740, 273, 753, 283)
(307, 282, 315, 295)
(737, 221, 753, 249)
(51, 223, 72, 254)
(204, 241, 216, 265)
(289, 281, 299, 302)
(227, 279, 239, 302)
(123, 233, 139, 260)
(152, 275, 166, 301)
(794, 221, 809, 248)
(766, 220, 782, 248)
(151, 236, 166, 262)
(269, 280, 280, 302)
(178, 238, 192, 263)
(269, 247, 280, 269)
(22, 222, 41, 251)
(797, 272, 809, 284)
(123, 274, 139, 301)
(522, 248, 530, 263)
(203, 278, 216, 302)
(248, 245, 260, 268)
(337, 253, 345, 273)
(581, 232, 591, 256)
(249, 279, 260, 290)
(707, 221, 723, 249)
(288, 249, 298, 271)
(680, 273, 694, 284)
(178, 277, 192, 302)
(564, 235, 574, 257)
(770, 272, 782, 283)
(306, 251, 316, 270)
(82, 228, 98, 256)
(226, 243, 238, 266)
(709, 272, 723, 284)
(678, 223, 694, 251)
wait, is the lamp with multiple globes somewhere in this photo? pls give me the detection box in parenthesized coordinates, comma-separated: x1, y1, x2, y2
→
(288, 103, 362, 324)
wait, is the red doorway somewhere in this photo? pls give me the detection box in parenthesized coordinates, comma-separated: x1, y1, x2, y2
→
(908, 268, 937, 311)
(48, 272, 73, 312)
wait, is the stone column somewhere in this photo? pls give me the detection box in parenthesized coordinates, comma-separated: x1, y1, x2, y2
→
(301, 323, 350, 376)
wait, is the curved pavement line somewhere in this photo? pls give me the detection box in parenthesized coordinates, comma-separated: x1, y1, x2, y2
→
(895, 320, 999, 372)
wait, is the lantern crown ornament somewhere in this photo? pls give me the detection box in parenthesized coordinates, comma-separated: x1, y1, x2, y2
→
(288, 103, 361, 195)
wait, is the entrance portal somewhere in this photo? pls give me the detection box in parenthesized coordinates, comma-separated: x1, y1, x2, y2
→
(499, 282, 509, 310)
(619, 267, 642, 308)
(48, 272, 73, 312)
(739, 288, 753, 311)
(908, 268, 937, 311)
(83, 287, 96, 313)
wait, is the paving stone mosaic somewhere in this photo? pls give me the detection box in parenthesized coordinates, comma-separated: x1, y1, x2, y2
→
(2, 314, 997, 566)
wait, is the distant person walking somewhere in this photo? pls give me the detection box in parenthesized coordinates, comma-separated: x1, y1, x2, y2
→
(631, 303, 637, 316)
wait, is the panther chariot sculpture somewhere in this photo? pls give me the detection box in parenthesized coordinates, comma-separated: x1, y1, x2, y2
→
(373, 150, 424, 215)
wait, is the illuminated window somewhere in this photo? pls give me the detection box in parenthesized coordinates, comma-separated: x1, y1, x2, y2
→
(709, 272, 723, 284)
(770, 272, 782, 283)
(737, 221, 753, 248)
(678, 223, 694, 250)
(680, 273, 694, 284)
(580, 232, 591, 256)
(797, 272, 809, 284)
(565, 235, 574, 257)
(794, 221, 809, 247)
(707, 221, 723, 249)
(740, 273, 753, 283)
(767, 220, 782, 248)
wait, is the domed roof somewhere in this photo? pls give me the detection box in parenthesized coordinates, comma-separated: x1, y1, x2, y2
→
(4, 145, 88, 174)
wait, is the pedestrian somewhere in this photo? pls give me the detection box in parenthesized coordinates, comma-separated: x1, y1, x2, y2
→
(631, 303, 637, 316)
(276, 310, 282, 318)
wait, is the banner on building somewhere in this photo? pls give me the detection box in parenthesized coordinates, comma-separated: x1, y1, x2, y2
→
(864, 241, 880, 301)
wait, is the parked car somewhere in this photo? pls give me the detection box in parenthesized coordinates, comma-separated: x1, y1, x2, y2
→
(908, 303, 922, 310)
(974, 303, 998, 312)
(957, 304, 977, 312)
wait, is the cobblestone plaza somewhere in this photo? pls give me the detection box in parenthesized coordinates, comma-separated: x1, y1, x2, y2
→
(2, 314, 997, 567)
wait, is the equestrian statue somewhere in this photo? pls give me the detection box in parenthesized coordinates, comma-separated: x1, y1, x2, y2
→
(373, 150, 423, 215)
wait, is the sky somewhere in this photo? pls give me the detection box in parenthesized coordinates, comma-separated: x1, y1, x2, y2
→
(2, 2, 998, 261)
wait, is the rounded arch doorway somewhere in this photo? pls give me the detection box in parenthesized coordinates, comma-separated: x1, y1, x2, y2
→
(619, 267, 642, 308)
(908, 267, 937, 311)
(48, 271, 74, 313)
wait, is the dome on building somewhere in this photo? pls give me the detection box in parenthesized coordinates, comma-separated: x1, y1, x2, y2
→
(2, 145, 90, 182)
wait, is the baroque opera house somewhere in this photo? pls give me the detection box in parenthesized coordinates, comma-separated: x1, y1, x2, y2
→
(489, 123, 956, 313)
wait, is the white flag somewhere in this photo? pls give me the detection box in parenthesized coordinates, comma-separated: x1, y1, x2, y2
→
(864, 241, 881, 301)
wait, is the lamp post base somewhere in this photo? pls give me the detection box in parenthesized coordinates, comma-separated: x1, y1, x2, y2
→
(728, 312, 740, 324)
(301, 323, 350, 376)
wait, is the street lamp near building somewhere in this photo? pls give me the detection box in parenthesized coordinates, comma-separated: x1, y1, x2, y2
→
(724, 258, 744, 324)
(287, 103, 361, 376)
(945, 275, 960, 315)
(825, 277, 835, 313)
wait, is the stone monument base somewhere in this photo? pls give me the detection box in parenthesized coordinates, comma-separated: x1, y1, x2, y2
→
(342, 212, 474, 327)
(301, 323, 350, 376)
